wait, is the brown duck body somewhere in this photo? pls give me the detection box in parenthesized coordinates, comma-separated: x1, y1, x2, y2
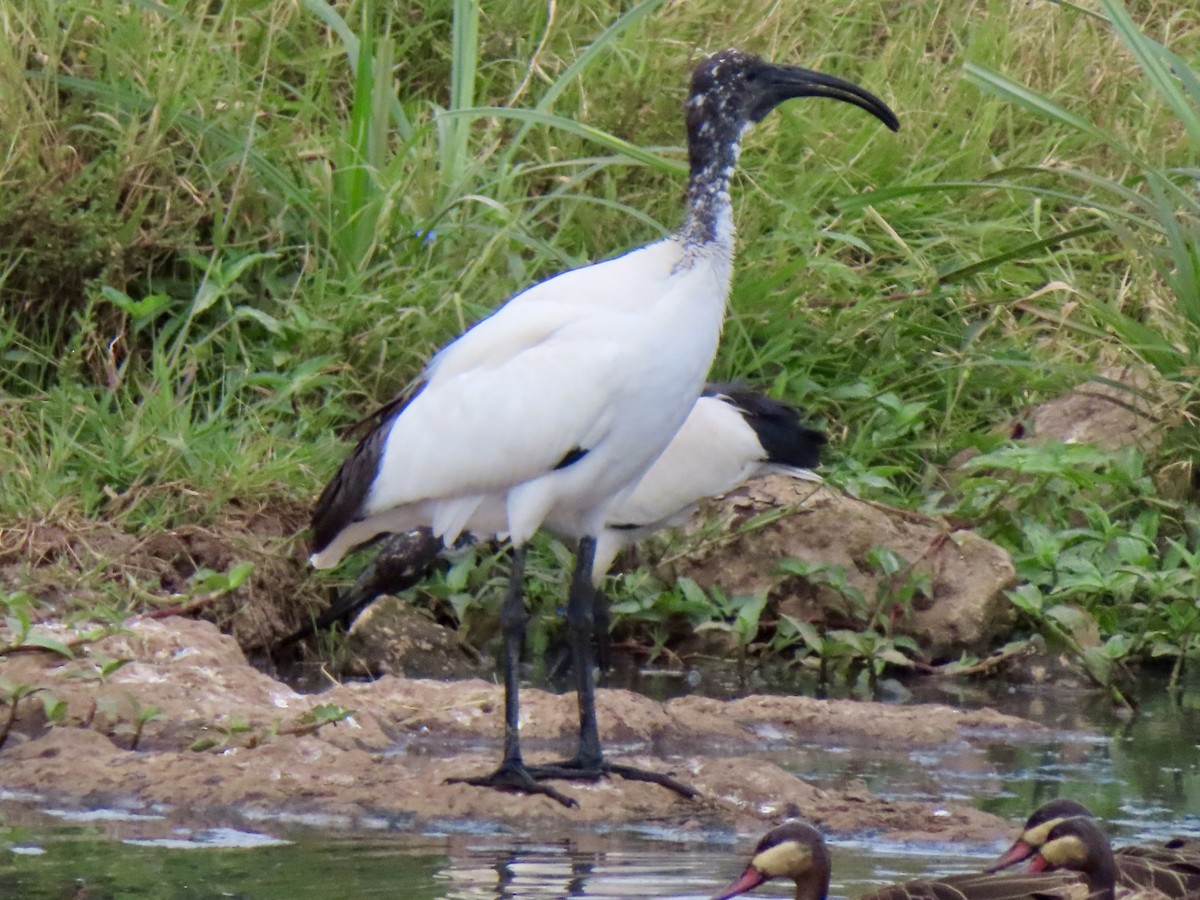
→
(1109, 843, 1200, 898)
(857, 871, 1091, 900)
(991, 801, 1200, 899)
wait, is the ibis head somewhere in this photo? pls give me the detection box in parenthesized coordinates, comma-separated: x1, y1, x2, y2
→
(680, 50, 898, 247)
(687, 49, 899, 134)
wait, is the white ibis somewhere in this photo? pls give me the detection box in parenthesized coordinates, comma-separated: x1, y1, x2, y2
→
(309, 49, 898, 807)
(592, 383, 824, 577)
(290, 384, 824, 641)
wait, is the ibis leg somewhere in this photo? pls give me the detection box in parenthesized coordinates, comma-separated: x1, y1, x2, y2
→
(525, 537, 699, 800)
(593, 587, 612, 675)
(445, 546, 578, 808)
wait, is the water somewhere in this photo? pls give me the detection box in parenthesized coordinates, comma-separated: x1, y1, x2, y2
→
(0, 822, 1008, 899)
(1, 673, 1198, 898)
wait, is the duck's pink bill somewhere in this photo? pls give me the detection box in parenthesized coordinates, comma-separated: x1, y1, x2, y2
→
(1025, 854, 1051, 874)
(987, 839, 1035, 873)
(712, 866, 766, 900)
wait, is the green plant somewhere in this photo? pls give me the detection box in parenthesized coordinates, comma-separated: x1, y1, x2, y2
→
(857, 0, 1200, 383)
(146, 562, 256, 619)
(189, 716, 254, 753)
(1006, 583, 1135, 706)
(941, 440, 1200, 689)
(293, 703, 354, 733)
(609, 575, 718, 663)
(694, 587, 771, 679)
(187, 704, 353, 752)
(68, 656, 132, 684)
(0, 593, 75, 658)
(93, 696, 165, 752)
(0, 680, 65, 750)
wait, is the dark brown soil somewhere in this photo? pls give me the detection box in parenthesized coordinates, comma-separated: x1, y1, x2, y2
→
(0, 500, 324, 649)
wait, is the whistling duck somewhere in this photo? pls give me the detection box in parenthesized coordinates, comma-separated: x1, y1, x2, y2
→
(712, 820, 1089, 900)
(991, 800, 1200, 898)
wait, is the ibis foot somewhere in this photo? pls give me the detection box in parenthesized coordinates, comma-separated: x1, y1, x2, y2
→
(524, 758, 701, 800)
(445, 762, 579, 809)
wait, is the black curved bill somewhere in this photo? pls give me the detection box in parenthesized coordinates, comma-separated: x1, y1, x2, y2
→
(752, 64, 900, 132)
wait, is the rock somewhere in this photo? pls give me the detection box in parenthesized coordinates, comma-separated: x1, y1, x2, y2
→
(0, 615, 1040, 837)
(671, 477, 1016, 660)
(337, 596, 487, 680)
(1026, 365, 1162, 451)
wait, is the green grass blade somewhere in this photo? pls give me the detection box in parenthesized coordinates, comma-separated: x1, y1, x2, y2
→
(963, 62, 1132, 159)
(842, 179, 1160, 231)
(1045, 0, 1109, 24)
(27, 71, 318, 222)
(439, 107, 687, 176)
(1160, 45, 1200, 111)
(300, 0, 412, 142)
(126, 0, 188, 25)
(443, 0, 480, 192)
(500, 0, 669, 168)
(537, 0, 667, 115)
(1087, 302, 1183, 378)
(1146, 176, 1200, 326)
(1100, 0, 1200, 148)
(938, 223, 1107, 284)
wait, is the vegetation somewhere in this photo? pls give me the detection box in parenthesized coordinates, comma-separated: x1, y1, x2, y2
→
(1, 0, 1198, 690)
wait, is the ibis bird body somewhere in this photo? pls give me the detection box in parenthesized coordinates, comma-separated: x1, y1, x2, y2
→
(287, 385, 824, 644)
(310, 48, 898, 806)
(593, 383, 823, 576)
(310, 141, 736, 572)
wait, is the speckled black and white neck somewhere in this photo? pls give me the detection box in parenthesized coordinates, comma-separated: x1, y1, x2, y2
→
(674, 48, 899, 256)
(677, 50, 757, 251)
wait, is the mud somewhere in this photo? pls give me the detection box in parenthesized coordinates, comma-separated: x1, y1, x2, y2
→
(0, 501, 321, 650)
(0, 371, 1159, 842)
(0, 617, 1042, 840)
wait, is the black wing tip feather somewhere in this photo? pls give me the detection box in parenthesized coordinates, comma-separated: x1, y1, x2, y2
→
(315, 530, 443, 631)
(703, 382, 827, 470)
(310, 381, 427, 556)
(280, 531, 443, 647)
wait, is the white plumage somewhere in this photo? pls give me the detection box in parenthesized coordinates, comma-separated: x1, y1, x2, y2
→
(310, 240, 730, 569)
(591, 385, 824, 577)
(308, 48, 898, 805)
(290, 385, 825, 642)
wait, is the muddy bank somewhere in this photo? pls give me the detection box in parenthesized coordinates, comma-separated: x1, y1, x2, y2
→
(0, 617, 1049, 840)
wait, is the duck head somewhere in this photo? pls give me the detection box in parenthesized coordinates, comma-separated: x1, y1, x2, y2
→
(1027, 816, 1118, 900)
(988, 798, 1096, 872)
(712, 821, 831, 900)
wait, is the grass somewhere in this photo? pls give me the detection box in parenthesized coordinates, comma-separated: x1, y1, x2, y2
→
(1, 0, 1199, 682)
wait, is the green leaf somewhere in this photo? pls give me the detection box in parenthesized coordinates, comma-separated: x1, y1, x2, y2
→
(23, 632, 74, 658)
(225, 561, 255, 591)
(39, 692, 68, 723)
(877, 647, 914, 668)
(963, 63, 1126, 155)
(732, 591, 769, 642)
(1007, 584, 1044, 615)
(1100, 0, 1200, 148)
(780, 615, 825, 654)
(675, 578, 711, 610)
(438, 107, 686, 177)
